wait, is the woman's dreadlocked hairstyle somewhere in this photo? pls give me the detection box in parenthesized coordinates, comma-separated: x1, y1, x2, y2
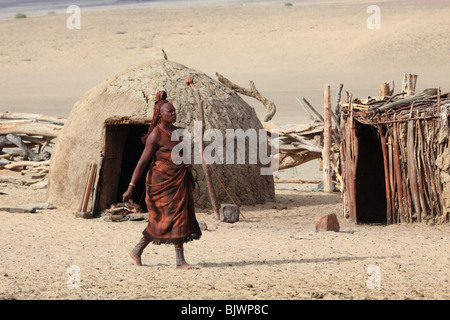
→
(141, 90, 170, 144)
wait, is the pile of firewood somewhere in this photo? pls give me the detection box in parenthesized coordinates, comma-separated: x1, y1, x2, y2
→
(103, 200, 146, 222)
(215, 72, 329, 172)
(0, 112, 66, 188)
(262, 120, 324, 170)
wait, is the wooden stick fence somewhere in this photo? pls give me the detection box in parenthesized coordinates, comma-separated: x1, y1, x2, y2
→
(339, 76, 449, 224)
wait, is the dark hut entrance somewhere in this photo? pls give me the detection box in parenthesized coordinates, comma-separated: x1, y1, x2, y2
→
(354, 121, 387, 224)
(95, 122, 150, 212)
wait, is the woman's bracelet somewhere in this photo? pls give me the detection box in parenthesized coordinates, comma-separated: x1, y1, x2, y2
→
(129, 182, 135, 188)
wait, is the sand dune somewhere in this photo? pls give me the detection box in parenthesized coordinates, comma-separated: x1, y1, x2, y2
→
(1, 1, 449, 122)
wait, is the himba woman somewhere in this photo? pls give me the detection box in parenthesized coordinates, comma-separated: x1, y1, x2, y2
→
(122, 90, 202, 270)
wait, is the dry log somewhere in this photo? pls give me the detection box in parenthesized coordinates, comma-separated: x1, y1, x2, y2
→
(339, 119, 348, 218)
(296, 96, 319, 122)
(0, 135, 8, 149)
(278, 143, 321, 153)
(415, 122, 427, 222)
(368, 88, 438, 115)
(0, 175, 38, 186)
(263, 121, 323, 159)
(401, 73, 418, 97)
(334, 84, 344, 138)
(345, 95, 358, 221)
(302, 96, 340, 144)
(423, 120, 437, 221)
(350, 101, 359, 222)
(279, 136, 322, 153)
(335, 83, 344, 118)
(387, 133, 396, 221)
(274, 179, 322, 184)
(216, 72, 276, 122)
(3, 160, 50, 169)
(21, 168, 49, 176)
(322, 85, 333, 193)
(0, 206, 36, 213)
(389, 80, 395, 96)
(0, 112, 66, 125)
(267, 122, 324, 136)
(0, 121, 62, 138)
(407, 119, 422, 221)
(393, 120, 406, 223)
(302, 97, 324, 122)
(0, 135, 49, 150)
(278, 151, 321, 170)
(417, 123, 430, 222)
(0, 153, 14, 159)
(2, 134, 50, 161)
(81, 162, 97, 213)
(344, 118, 354, 220)
(30, 180, 48, 190)
(380, 82, 390, 97)
(377, 116, 392, 224)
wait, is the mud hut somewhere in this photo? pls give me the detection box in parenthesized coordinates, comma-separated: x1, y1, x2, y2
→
(338, 78, 449, 225)
(46, 59, 275, 213)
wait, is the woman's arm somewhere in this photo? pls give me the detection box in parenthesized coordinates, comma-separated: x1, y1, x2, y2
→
(122, 131, 159, 202)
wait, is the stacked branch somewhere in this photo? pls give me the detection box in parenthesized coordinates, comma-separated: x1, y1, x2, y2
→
(216, 72, 334, 172)
(102, 200, 146, 222)
(262, 120, 323, 170)
(293, 85, 344, 189)
(216, 72, 276, 122)
(0, 112, 66, 187)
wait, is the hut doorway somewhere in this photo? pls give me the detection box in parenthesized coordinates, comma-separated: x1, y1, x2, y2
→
(95, 123, 150, 212)
(354, 121, 387, 224)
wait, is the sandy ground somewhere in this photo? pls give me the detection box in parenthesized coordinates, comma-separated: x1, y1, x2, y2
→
(1, 1, 450, 301)
(0, 184, 449, 301)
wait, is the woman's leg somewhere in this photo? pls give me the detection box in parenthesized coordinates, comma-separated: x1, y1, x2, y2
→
(129, 237, 149, 266)
(174, 243, 198, 270)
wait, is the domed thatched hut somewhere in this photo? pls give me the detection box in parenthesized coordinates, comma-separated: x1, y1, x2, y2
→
(46, 59, 275, 212)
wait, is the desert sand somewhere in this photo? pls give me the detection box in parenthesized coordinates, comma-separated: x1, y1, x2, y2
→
(1, 0, 450, 301)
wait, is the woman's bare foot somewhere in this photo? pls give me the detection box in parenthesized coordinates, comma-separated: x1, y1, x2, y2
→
(176, 262, 199, 270)
(129, 251, 143, 266)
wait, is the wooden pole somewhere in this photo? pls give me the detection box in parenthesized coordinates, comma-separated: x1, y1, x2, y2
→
(295, 96, 316, 122)
(407, 119, 421, 221)
(393, 118, 406, 223)
(401, 73, 418, 97)
(0, 121, 62, 138)
(322, 85, 333, 193)
(81, 162, 96, 214)
(302, 97, 324, 122)
(186, 77, 220, 220)
(380, 82, 390, 97)
(350, 103, 359, 222)
(376, 115, 392, 224)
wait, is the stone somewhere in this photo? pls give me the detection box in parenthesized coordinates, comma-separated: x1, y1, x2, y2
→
(198, 221, 208, 230)
(314, 213, 340, 232)
(219, 204, 240, 223)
